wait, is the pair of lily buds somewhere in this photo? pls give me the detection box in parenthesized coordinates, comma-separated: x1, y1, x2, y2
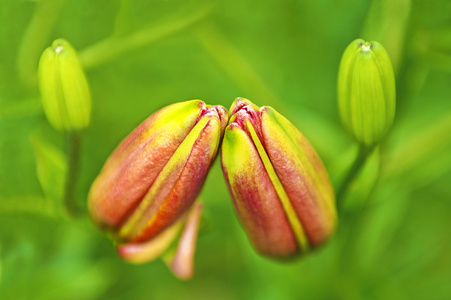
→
(88, 39, 396, 279)
(88, 98, 337, 278)
(38, 37, 395, 279)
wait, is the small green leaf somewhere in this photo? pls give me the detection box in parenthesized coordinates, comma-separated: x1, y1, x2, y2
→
(31, 133, 67, 213)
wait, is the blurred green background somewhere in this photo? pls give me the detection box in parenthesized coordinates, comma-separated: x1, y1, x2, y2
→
(1, 0, 451, 299)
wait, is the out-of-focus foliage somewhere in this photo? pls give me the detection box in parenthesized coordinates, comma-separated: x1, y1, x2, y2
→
(1, 0, 451, 299)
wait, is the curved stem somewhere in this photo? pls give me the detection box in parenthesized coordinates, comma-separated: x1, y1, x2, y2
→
(337, 145, 372, 211)
(64, 131, 82, 217)
(79, 4, 212, 69)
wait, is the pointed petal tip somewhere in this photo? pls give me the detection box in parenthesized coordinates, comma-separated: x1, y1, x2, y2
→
(229, 97, 259, 116)
(199, 104, 228, 133)
(167, 202, 203, 280)
(117, 218, 184, 264)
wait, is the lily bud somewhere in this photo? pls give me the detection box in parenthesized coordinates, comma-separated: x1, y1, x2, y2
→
(338, 39, 396, 148)
(221, 98, 336, 259)
(38, 39, 91, 132)
(88, 100, 227, 248)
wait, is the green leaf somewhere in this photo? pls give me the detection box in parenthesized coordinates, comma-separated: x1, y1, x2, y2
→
(31, 133, 67, 214)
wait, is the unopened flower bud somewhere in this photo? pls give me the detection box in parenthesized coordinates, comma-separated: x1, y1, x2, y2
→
(38, 39, 91, 132)
(338, 39, 396, 148)
(221, 98, 336, 259)
(88, 100, 227, 252)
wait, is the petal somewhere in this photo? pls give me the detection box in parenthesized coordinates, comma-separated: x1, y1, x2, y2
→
(221, 122, 300, 258)
(166, 202, 204, 280)
(117, 217, 184, 264)
(261, 106, 337, 246)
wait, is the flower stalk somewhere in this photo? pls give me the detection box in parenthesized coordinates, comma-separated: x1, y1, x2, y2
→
(64, 131, 82, 216)
(38, 38, 92, 216)
(336, 145, 374, 210)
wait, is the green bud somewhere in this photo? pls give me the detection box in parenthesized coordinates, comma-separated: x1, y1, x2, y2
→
(338, 39, 396, 148)
(38, 39, 91, 132)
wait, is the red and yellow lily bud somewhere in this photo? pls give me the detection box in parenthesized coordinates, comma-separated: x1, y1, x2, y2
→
(88, 100, 227, 249)
(221, 98, 336, 259)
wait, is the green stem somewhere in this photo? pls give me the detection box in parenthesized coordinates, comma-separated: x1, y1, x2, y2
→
(64, 131, 82, 217)
(337, 145, 372, 210)
(113, 0, 133, 37)
(79, 4, 212, 69)
(0, 196, 55, 217)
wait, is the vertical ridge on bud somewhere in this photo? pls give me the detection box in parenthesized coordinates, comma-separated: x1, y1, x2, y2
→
(245, 119, 310, 253)
(222, 123, 300, 258)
